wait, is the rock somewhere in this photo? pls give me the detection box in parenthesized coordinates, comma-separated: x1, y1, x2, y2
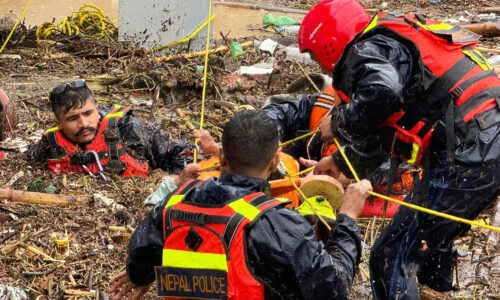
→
(93, 193, 115, 207)
(488, 54, 500, 66)
(236, 64, 274, 75)
(0, 54, 21, 60)
(0, 284, 28, 300)
(259, 38, 279, 54)
(278, 46, 316, 66)
(6, 171, 24, 187)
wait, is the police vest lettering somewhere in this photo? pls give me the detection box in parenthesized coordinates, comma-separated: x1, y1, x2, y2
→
(334, 13, 500, 166)
(43, 105, 149, 178)
(157, 179, 290, 300)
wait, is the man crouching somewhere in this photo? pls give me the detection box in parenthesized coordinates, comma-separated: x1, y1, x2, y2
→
(108, 110, 372, 299)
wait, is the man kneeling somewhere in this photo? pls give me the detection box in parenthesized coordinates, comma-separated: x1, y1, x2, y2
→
(108, 110, 372, 299)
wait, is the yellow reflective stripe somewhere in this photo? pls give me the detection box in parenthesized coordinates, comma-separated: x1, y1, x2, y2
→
(44, 126, 59, 134)
(114, 104, 122, 109)
(407, 143, 420, 165)
(276, 197, 291, 204)
(162, 249, 228, 271)
(474, 50, 492, 70)
(296, 196, 336, 220)
(363, 15, 378, 34)
(417, 22, 454, 32)
(228, 199, 260, 221)
(166, 194, 184, 208)
(105, 112, 124, 119)
(462, 50, 491, 71)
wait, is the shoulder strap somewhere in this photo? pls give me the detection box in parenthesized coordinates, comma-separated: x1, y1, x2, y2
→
(105, 104, 131, 120)
(45, 130, 67, 158)
(222, 193, 289, 249)
(162, 179, 203, 238)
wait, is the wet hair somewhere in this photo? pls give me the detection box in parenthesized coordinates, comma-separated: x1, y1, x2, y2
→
(49, 87, 95, 118)
(222, 110, 279, 172)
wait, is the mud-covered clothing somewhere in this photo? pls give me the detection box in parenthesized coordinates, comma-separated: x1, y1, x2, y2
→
(126, 173, 362, 299)
(327, 14, 500, 299)
(262, 95, 317, 160)
(27, 106, 192, 174)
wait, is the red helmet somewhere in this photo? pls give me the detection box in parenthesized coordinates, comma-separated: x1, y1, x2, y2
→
(298, 0, 371, 71)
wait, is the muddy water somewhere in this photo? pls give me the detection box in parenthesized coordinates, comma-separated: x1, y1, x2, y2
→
(0, 0, 303, 39)
(0, 0, 119, 26)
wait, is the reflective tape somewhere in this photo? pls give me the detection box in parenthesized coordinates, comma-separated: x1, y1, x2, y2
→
(44, 126, 59, 134)
(228, 199, 260, 221)
(166, 195, 184, 208)
(406, 143, 420, 165)
(162, 249, 228, 271)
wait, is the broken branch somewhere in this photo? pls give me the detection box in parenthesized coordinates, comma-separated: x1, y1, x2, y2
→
(0, 188, 87, 207)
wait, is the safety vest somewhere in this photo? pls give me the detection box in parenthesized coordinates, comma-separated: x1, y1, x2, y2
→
(158, 179, 290, 300)
(335, 13, 500, 166)
(44, 105, 149, 178)
(306, 85, 339, 160)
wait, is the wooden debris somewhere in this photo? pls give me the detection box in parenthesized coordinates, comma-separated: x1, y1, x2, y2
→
(461, 22, 500, 38)
(0, 188, 87, 207)
(176, 109, 196, 131)
(479, 7, 500, 14)
(155, 41, 253, 63)
(420, 285, 452, 300)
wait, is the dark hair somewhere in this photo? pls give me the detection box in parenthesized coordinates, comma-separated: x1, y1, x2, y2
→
(49, 87, 94, 117)
(222, 110, 279, 172)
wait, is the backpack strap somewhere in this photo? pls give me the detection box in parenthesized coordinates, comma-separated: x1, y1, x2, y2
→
(222, 193, 290, 248)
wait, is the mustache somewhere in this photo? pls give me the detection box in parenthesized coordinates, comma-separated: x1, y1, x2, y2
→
(75, 127, 96, 136)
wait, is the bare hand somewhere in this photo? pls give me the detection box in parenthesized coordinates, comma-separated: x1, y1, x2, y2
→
(174, 163, 201, 186)
(299, 157, 317, 168)
(313, 156, 341, 178)
(108, 270, 151, 300)
(194, 130, 220, 155)
(338, 179, 372, 220)
(319, 115, 333, 142)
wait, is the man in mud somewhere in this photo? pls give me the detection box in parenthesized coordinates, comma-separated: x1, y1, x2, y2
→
(108, 110, 373, 299)
(27, 79, 203, 181)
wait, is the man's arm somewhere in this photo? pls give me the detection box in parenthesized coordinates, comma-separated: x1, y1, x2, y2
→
(125, 199, 166, 286)
(261, 94, 317, 141)
(246, 181, 371, 299)
(317, 35, 415, 178)
(118, 114, 193, 174)
(331, 34, 414, 144)
(26, 135, 50, 162)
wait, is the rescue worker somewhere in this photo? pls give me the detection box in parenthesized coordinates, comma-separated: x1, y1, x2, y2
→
(262, 85, 339, 163)
(299, 0, 500, 298)
(108, 110, 373, 299)
(27, 80, 198, 179)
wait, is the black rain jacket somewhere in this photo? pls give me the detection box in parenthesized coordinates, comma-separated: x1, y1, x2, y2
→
(330, 34, 500, 178)
(126, 173, 362, 299)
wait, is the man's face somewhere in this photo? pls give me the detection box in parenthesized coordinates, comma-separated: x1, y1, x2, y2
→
(308, 51, 333, 75)
(56, 97, 100, 144)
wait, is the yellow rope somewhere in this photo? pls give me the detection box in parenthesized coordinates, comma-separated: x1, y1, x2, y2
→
(0, 0, 32, 54)
(292, 166, 315, 177)
(147, 15, 216, 53)
(280, 130, 320, 147)
(36, 4, 117, 41)
(287, 174, 332, 231)
(194, 0, 214, 163)
(332, 137, 500, 233)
